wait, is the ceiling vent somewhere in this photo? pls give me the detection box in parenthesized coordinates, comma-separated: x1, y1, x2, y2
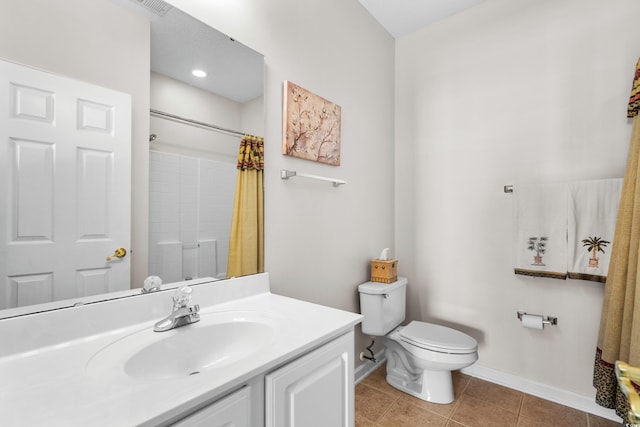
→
(134, 0, 172, 17)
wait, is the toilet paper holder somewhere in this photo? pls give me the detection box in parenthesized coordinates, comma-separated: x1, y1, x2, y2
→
(517, 311, 558, 326)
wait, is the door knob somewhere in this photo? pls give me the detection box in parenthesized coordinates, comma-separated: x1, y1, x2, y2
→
(106, 247, 127, 261)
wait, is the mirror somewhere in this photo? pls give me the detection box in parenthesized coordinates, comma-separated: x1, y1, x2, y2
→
(146, 3, 264, 284)
(0, 0, 264, 318)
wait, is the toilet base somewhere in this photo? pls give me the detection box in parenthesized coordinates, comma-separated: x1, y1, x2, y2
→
(386, 367, 455, 404)
(380, 326, 477, 404)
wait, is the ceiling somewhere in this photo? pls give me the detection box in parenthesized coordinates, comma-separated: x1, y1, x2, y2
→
(358, 0, 486, 38)
(114, 0, 486, 102)
(113, 0, 264, 104)
(149, 6, 264, 103)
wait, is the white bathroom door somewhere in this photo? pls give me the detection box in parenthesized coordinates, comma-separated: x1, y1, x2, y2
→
(0, 59, 132, 310)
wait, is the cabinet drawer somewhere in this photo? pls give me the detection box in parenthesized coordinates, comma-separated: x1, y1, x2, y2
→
(171, 386, 251, 427)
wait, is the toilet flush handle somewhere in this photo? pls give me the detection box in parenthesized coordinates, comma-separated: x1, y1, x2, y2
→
(383, 294, 389, 299)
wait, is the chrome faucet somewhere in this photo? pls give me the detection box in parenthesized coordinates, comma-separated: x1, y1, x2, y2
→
(153, 286, 200, 332)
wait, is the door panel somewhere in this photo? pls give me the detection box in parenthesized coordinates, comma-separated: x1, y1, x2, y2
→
(0, 59, 132, 309)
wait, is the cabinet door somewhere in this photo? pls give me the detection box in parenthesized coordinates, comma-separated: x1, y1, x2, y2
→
(172, 386, 250, 427)
(265, 331, 354, 427)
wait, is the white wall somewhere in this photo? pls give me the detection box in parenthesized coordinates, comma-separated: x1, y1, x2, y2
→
(150, 72, 246, 162)
(167, 0, 396, 357)
(395, 0, 640, 402)
(241, 95, 265, 137)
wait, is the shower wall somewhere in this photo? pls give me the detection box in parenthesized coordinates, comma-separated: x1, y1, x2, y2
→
(149, 151, 236, 282)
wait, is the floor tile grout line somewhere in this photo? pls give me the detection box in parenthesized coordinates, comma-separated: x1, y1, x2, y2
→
(515, 390, 524, 425)
(456, 375, 472, 421)
(356, 381, 403, 425)
(358, 380, 458, 425)
(463, 376, 532, 423)
(372, 393, 400, 425)
(398, 394, 457, 423)
(360, 370, 474, 423)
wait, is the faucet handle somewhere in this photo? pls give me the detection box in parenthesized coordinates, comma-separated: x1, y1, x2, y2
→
(142, 275, 162, 293)
(173, 286, 193, 308)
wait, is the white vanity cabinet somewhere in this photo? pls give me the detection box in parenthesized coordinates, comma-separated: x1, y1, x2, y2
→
(0, 274, 363, 427)
(265, 331, 354, 427)
(170, 330, 354, 427)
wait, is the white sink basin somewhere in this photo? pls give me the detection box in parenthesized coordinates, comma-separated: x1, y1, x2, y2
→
(86, 311, 283, 380)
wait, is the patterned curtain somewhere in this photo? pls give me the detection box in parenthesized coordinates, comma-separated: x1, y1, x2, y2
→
(593, 58, 640, 422)
(226, 135, 264, 278)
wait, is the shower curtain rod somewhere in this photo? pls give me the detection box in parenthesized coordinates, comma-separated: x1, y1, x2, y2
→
(150, 108, 246, 137)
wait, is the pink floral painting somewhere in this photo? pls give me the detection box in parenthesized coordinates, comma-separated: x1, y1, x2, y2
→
(282, 81, 341, 166)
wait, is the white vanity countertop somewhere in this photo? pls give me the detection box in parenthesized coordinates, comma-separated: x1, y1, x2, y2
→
(0, 273, 362, 426)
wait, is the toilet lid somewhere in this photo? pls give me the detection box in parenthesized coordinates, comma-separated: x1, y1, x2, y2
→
(399, 321, 477, 354)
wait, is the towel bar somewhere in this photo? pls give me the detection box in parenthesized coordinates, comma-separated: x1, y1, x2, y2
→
(280, 169, 346, 187)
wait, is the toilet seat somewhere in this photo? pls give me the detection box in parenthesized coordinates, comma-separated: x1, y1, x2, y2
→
(399, 321, 477, 354)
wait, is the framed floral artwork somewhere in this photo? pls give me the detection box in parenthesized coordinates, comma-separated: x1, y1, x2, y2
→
(282, 81, 341, 166)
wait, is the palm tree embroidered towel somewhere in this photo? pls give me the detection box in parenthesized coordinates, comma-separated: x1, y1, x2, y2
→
(567, 179, 622, 283)
(514, 183, 568, 279)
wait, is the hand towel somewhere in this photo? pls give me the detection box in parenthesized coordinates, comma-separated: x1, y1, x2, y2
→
(513, 183, 568, 279)
(567, 179, 622, 283)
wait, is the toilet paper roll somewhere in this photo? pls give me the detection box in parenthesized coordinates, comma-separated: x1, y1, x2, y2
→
(521, 314, 544, 330)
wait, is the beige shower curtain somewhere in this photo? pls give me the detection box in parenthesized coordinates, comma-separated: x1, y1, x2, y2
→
(593, 58, 640, 422)
(226, 135, 264, 278)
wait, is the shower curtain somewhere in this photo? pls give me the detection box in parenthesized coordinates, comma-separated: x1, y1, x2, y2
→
(226, 135, 264, 278)
(593, 58, 640, 422)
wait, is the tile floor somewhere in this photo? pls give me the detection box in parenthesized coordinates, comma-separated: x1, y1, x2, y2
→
(355, 364, 622, 427)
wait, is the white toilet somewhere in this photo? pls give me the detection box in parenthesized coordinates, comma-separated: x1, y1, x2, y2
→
(358, 277, 478, 404)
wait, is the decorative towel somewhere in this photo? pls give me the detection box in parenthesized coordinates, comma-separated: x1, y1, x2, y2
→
(567, 179, 622, 283)
(514, 183, 568, 279)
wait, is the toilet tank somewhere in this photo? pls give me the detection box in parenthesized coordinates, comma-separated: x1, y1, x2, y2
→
(358, 277, 407, 336)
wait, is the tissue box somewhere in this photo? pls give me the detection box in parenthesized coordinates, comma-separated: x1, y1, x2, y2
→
(370, 259, 398, 284)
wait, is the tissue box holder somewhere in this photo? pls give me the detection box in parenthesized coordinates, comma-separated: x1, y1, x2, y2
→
(370, 259, 398, 284)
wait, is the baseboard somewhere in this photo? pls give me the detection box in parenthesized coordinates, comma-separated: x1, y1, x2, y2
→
(354, 350, 386, 384)
(461, 364, 621, 422)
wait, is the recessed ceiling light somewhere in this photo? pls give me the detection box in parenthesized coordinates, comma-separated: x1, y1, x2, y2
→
(192, 69, 207, 78)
